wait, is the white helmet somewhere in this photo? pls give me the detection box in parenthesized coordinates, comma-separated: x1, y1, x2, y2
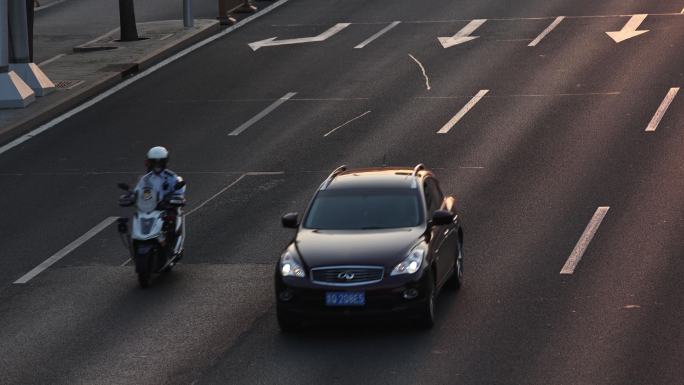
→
(146, 146, 169, 173)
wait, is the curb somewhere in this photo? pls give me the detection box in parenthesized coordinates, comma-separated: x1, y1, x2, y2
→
(0, 21, 220, 147)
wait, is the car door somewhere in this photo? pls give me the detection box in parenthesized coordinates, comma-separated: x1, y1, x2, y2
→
(424, 178, 450, 285)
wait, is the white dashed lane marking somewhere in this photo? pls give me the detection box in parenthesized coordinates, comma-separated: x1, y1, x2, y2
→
(560, 207, 610, 275)
(354, 21, 400, 49)
(228, 92, 297, 136)
(528, 16, 564, 46)
(437, 90, 489, 134)
(14, 217, 119, 284)
(645, 87, 680, 132)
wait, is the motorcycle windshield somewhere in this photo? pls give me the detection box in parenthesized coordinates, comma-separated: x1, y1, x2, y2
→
(136, 183, 159, 213)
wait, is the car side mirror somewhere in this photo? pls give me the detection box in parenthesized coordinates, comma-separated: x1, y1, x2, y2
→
(431, 210, 455, 226)
(281, 213, 299, 228)
(174, 180, 186, 191)
(117, 182, 131, 191)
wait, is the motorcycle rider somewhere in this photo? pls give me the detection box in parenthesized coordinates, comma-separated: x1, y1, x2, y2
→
(133, 146, 186, 257)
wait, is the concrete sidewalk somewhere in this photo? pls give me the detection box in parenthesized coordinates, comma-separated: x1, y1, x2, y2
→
(0, 19, 219, 145)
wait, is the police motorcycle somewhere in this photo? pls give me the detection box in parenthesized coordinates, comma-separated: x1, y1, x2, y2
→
(116, 179, 186, 287)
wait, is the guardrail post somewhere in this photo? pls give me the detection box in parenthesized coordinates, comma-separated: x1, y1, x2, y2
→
(182, 0, 193, 27)
(0, 0, 35, 108)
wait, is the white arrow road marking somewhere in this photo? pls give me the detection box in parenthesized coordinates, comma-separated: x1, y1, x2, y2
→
(561, 207, 610, 275)
(229, 92, 297, 136)
(606, 14, 649, 43)
(249, 23, 351, 51)
(645, 87, 680, 132)
(354, 21, 400, 49)
(529, 16, 565, 46)
(438, 19, 487, 48)
(14, 217, 119, 284)
(437, 90, 489, 134)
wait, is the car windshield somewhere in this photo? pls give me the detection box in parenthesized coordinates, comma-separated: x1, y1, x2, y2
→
(304, 188, 424, 230)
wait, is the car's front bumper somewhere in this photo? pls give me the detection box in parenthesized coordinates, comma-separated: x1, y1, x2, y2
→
(275, 270, 431, 321)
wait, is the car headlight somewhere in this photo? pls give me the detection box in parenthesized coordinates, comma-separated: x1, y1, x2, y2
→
(280, 250, 306, 278)
(391, 248, 425, 276)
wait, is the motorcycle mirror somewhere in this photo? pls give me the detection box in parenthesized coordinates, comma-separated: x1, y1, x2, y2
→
(118, 182, 131, 191)
(174, 180, 186, 190)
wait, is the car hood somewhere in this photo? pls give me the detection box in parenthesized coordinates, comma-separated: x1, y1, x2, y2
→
(295, 227, 425, 269)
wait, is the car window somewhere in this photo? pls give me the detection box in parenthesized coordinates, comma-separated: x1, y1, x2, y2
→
(425, 178, 443, 213)
(304, 188, 424, 230)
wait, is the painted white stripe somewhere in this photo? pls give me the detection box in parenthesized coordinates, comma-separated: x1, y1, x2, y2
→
(437, 90, 489, 134)
(324, 110, 371, 137)
(0, 0, 290, 157)
(354, 21, 400, 48)
(408, 54, 431, 91)
(528, 16, 565, 46)
(645, 87, 680, 132)
(186, 175, 246, 215)
(38, 53, 66, 67)
(228, 92, 296, 136)
(14, 217, 118, 284)
(560, 207, 610, 275)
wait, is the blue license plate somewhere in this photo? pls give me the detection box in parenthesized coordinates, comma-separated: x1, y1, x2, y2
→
(325, 291, 365, 306)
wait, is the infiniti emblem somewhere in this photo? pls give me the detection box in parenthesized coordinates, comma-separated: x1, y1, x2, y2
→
(337, 272, 355, 281)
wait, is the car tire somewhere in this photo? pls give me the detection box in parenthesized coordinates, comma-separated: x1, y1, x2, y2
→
(277, 309, 301, 333)
(448, 239, 464, 290)
(416, 275, 436, 329)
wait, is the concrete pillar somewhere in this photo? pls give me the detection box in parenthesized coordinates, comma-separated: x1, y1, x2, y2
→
(8, 0, 53, 96)
(0, 0, 35, 108)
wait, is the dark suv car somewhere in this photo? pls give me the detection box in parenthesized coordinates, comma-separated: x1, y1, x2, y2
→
(275, 164, 464, 330)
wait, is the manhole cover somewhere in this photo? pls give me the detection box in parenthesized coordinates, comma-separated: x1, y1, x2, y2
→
(54, 80, 84, 90)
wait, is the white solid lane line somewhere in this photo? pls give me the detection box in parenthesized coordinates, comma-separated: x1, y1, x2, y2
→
(354, 21, 401, 49)
(408, 54, 431, 91)
(437, 90, 489, 134)
(560, 207, 610, 275)
(228, 92, 297, 136)
(324, 111, 371, 137)
(0, 0, 290, 157)
(14, 217, 119, 284)
(645, 87, 680, 132)
(528, 16, 565, 46)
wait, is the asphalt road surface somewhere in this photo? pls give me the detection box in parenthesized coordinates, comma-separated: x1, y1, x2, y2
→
(2, 0, 683, 384)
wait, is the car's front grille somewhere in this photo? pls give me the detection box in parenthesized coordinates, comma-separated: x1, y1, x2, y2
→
(311, 266, 384, 286)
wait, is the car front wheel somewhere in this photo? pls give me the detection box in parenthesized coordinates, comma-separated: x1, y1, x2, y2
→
(277, 308, 301, 333)
(415, 275, 436, 329)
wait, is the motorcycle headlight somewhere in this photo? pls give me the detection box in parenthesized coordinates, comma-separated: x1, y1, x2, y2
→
(280, 250, 306, 278)
(391, 248, 425, 276)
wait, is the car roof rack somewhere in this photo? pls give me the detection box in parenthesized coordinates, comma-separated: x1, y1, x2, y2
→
(320, 165, 347, 190)
(411, 163, 425, 176)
